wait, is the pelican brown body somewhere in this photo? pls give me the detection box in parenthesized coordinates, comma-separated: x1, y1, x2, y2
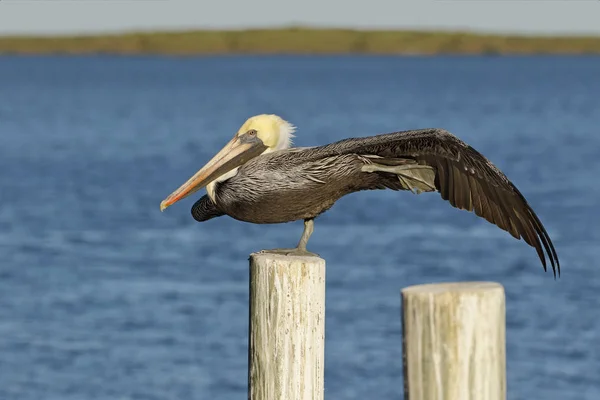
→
(161, 114, 560, 277)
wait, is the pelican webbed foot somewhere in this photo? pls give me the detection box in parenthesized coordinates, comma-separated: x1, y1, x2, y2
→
(259, 248, 320, 258)
(259, 219, 319, 258)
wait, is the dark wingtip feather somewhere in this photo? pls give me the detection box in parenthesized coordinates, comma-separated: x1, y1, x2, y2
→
(511, 185, 560, 278)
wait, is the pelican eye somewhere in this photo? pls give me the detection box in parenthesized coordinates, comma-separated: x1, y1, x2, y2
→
(247, 129, 257, 136)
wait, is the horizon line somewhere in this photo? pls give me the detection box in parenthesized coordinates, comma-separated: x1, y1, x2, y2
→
(2, 24, 600, 39)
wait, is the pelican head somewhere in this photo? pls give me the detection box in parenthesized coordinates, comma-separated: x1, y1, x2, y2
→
(160, 114, 295, 211)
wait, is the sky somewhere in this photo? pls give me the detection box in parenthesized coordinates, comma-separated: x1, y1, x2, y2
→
(0, 0, 600, 36)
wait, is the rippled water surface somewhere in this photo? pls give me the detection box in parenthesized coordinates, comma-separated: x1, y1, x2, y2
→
(1, 55, 599, 399)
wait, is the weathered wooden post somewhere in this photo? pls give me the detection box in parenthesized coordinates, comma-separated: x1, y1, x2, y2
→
(248, 252, 326, 400)
(401, 282, 506, 400)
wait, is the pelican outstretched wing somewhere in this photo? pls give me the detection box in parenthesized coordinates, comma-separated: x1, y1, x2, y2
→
(314, 128, 560, 276)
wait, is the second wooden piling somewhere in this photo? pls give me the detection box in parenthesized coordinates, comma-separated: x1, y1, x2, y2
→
(401, 282, 506, 400)
(248, 252, 326, 400)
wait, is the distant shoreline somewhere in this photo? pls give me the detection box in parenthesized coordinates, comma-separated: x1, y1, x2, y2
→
(1, 28, 600, 55)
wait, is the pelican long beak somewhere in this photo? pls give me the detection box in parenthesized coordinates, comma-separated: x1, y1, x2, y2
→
(160, 134, 267, 211)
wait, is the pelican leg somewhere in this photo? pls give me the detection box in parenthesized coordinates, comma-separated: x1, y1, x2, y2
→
(260, 219, 320, 257)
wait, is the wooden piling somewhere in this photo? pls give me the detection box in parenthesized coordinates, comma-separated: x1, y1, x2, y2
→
(401, 282, 506, 400)
(248, 252, 326, 400)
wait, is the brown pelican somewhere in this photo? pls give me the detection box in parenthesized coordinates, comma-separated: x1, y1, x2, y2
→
(160, 114, 560, 277)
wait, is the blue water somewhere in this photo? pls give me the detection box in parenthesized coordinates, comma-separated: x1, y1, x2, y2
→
(1, 55, 599, 399)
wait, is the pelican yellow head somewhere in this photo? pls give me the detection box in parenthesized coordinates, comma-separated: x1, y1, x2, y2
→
(160, 114, 295, 211)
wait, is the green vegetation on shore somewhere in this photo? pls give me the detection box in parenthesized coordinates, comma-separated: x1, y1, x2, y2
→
(1, 28, 600, 55)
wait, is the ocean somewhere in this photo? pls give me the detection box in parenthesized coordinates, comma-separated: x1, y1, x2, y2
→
(1, 55, 599, 399)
